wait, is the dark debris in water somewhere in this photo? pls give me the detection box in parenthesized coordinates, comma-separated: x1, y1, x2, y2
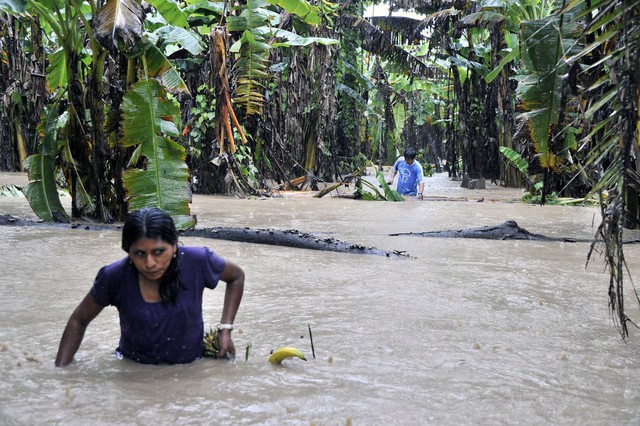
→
(0, 214, 409, 258)
(181, 227, 410, 258)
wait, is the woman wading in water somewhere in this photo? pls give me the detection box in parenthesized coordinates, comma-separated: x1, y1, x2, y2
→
(55, 207, 244, 366)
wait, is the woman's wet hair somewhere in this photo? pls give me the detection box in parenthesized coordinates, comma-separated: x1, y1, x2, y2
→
(122, 207, 182, 303)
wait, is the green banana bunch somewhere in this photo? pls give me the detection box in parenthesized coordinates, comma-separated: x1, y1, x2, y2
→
(320, 0, 339, 29)
(203, 327, 251, 361)
(269, 346, 307, 364)
(203, 327, 221, 358)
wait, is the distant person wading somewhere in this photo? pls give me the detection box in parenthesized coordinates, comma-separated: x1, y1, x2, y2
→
(388, 147, 425, 200)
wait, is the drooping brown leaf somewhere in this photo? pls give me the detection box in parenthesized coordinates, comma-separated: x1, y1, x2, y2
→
(93, 0, 144, 49)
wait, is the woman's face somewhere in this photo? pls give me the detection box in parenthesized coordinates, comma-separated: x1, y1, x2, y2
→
(128, 237, 177, 282)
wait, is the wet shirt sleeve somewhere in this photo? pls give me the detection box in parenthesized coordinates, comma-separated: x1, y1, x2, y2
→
(89, 259, 130, 307)
(416, 162, 425, 182)
(89, 267, 111, 307)
(180, 246, 226, 290)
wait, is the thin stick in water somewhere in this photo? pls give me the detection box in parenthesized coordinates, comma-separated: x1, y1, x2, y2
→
(308, 323, 316, 359)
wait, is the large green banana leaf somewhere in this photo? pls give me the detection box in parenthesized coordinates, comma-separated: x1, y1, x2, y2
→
(264, 0, 321, 25)
(376, 170, 404, 202)
(146, 0, 188, 28)
(499, 146, 528, 174)
(357, 169, 404, 202)
(23, 155, 69, 222)
(154, 25, 205, 56)
(121, 79, 195, 229)
(22, 107, 70, 222)
(45, 49, 67, 91)
(517, 15, 579, 168)
(140, 39, 190, 94)
(254, 27, 338, 47)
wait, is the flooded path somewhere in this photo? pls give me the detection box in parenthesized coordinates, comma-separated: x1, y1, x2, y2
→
(1, 172, 639, 425)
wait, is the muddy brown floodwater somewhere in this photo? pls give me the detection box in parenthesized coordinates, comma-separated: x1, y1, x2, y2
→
(1, 171, 640, 425)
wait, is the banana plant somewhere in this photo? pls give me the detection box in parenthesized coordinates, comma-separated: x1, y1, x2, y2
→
(517, 10, 581, 169)
(2, 1, 76, 218)
(121, 76, 195, 229)
(19, 0, 98, 219)
(94, 0, 194, 227)
(4, 0, 196, 224)
(357, 168, 404, 202)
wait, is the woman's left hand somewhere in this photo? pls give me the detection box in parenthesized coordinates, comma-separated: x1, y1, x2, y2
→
(217, 329, 236, 360)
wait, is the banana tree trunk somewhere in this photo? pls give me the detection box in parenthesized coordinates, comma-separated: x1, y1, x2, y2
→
(88, 47, 116, 222)
(0, 16, 47, 172)
(64, 49, 95, 218)
(310, 39, 338, 181)
(491, 22, 518, 187)
(285, 47, 310, 176)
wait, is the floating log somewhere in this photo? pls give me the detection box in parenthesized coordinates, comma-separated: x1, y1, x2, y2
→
(0, 214, 408, 257)
(180, 227, 408, 257)
(389, 220, 590, 242)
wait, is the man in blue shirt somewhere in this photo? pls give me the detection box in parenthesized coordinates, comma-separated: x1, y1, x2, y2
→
(388, 147, 425, 199)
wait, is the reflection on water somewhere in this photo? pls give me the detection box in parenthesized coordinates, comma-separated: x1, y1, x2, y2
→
(1, 173, 640, 425)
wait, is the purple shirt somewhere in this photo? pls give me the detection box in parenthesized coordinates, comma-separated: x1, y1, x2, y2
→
(90, 246, 226, 364)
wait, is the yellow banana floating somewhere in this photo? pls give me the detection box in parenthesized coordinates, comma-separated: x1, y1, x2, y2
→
(269, 346, 307, 364)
